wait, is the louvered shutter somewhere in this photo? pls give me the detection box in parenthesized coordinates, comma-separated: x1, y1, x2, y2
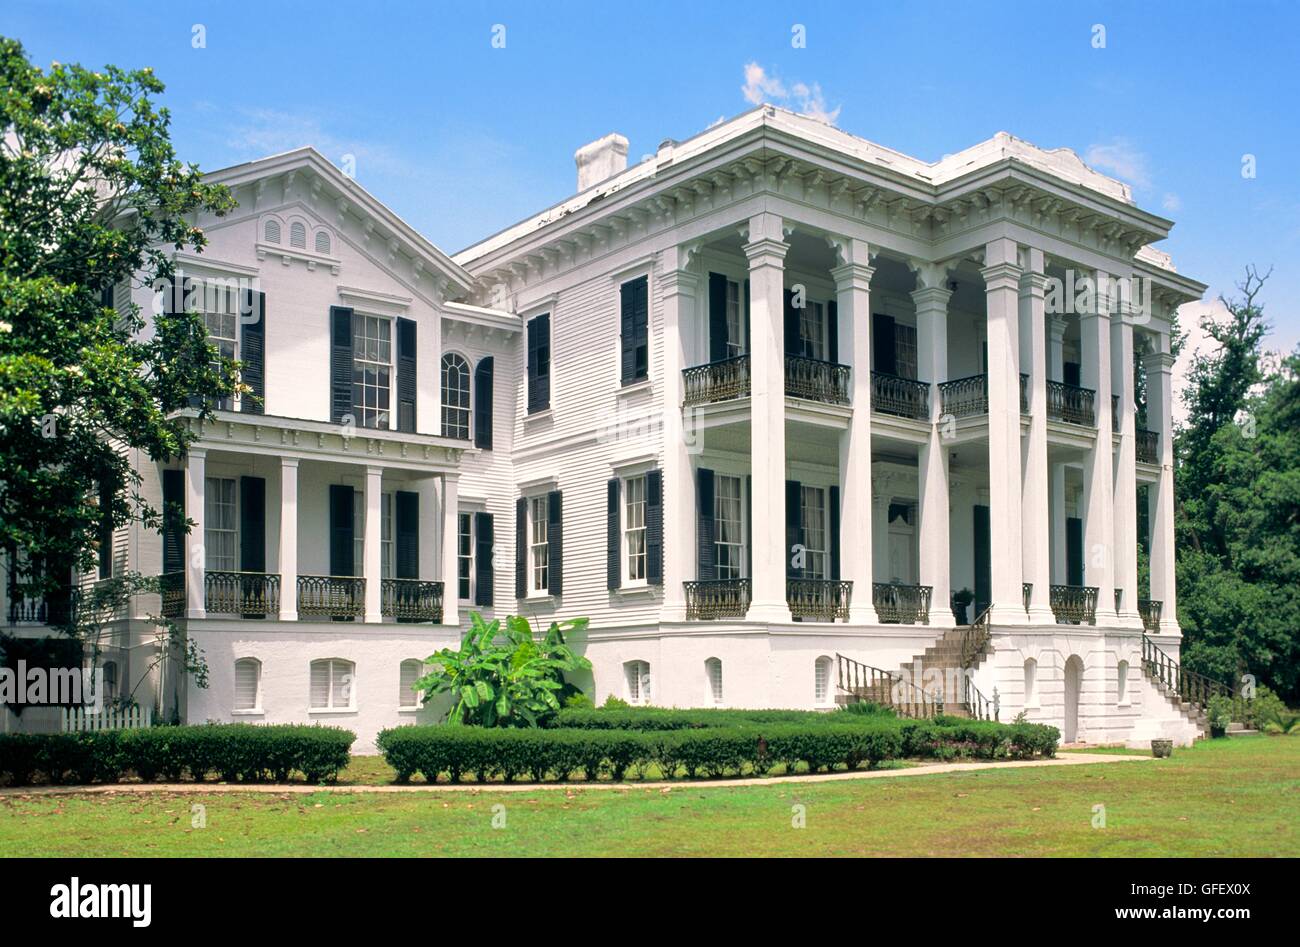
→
(827, 300, 839, 365)
(310, 660, 331, 708)
(97, 477, 114, 579)
(784, 289, 801, 355)
(606, 478, 621, 590)
(332, 660, 354, 708)
(241, 290, 266, 414)
(786, 480, 803, 578)
(395, 318, 417, 432)
(473, 357, 494, 449)
(873, 313, 896, 375)
(829, 485, 841, 581)
(527, 314, 550, 413)
(620, 276, 648, 384)
(330, 307, 354, 423)
(546, 490, 563, 595)
(743, 279, 751, 353)
(745, 474, 753, 578)
(645, 469, 662, 585)
(696, 468, 715, 581)
(473, 512, 494, 606)
(708, 273, 728, 362)
(515, 497, 527, 598)
(399, 660, 421, 708)
(329, 485, 355, 577)
(395, 491, 419, 579)
(239, 476, 266, 572)
(234, 659, 259, 710)
(161, 469, 185, 575)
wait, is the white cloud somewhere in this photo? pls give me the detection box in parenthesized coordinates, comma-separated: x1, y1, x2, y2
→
(1083, 139, 1152, 190)
(1162, 193, 1182, 213)
(741, 62, 841, 125)
(216, 106, 417, 179)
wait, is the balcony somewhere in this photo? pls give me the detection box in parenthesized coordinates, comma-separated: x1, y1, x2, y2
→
(297, 575, 365, 620)
(7, 595, 50, 625)
(1137, 429, 1160, 464)
(1049, 584, 1098, 625)
(938, 373, 987, 419)
(787, 578, 852, 622)
(784, 355, 850, 406)
(1046, 380, 1096, 426)
(871, 372, 930, 420)
(381, 578, 444, 623)
(1138, 598, 1162, 632)
(682, 356, 750, 406)
(204, 570, 281, 618)
(159, 572, 186, 618)
(684, 579, 750, 620)
(873, 582, 932, 625)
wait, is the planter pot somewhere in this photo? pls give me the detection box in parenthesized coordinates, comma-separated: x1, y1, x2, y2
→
(1210, 724, 1227, 738)
(1151, 739, 1173, 758)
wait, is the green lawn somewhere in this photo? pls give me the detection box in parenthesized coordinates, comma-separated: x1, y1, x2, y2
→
(0, 736, 1294, 857)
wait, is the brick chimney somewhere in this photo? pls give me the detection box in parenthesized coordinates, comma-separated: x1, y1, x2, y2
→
(574, 133, 629, 192)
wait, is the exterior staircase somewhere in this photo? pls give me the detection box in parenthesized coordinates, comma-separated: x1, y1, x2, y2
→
(1140, 634, 1240, 740)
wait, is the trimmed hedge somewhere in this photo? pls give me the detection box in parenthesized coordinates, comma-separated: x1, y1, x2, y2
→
(0, 724, 355, 787)
(549, 706, 895, 731)
(377, 713, 1059, 784)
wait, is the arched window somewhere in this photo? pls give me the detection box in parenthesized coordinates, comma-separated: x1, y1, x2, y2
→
(315, 230, 331, 254)
(1117, 660, 1130, 705)
(814, 655, 833, 705)
(1023, 658, 1038, 708)
(624, 660, 651, 705)
(399, 659, 423, 709)
(234, 657, 261, 711)
(441, 353, 471, 439)
(101, 660, 119, 703)
(310, 658, 355, 711)
(264, 219, 281, 244)
(705, 657, 723, 705)
(289, 221, 307, 249)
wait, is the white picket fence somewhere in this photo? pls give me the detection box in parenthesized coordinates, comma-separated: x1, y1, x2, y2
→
(61, 705, 153, 732)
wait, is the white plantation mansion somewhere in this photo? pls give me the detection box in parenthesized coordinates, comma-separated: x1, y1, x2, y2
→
(2, 106, 1211, 750)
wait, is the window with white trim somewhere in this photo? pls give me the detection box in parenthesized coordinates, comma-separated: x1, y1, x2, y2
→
(310, 658, 355, 711)
(624, 475, 646, 584)
(814, 655, 832, 705)
(458, 512, 473, 601)
(204, 477, 237, 571)
(705, 657, 723, 705)
(799, 301, 826, 360)
(315, 230, 331, 254)
(625, 659, 651, 705)
(201, 284, 239, 410)
(725, 279, 744, 356)
(289, 220, 307, 249)
(352, 314, 392, 429)
(441, 353, 471, 439)
(352, 492, 393, 578)
(800, 486, 827, 579)
(399, 659, 423, 709)
(529, 496, 549, 594)
(264, 220, 281, 244)
(895, 323, 918, 380)
(715, 475, 745, 580)
(234, 657, 261, 711)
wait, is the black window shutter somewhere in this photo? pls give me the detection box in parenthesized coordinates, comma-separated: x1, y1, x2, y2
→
(829, 484, 841, 581)
(474, 511, 494, 606)
(97, 477, 114, 579)
(620, 280, 636, 383)
(161, 468, 185, 574)
(330, 307, 354, 423)
(396, 318, 417, 433)
(873, 313, 896, 375)
(527, 313, 551, 413)
(1063, 361, 1081, 387)
(786, 480, 803, 577)
(827, 300, 839, 365)
(708, 273, 728, 362)
(546, 489, 563, 595)
(645, 468, 663, 586)
(606, 478, 621, 590)
(395, 491, 419, 579)
(241, 291, 266, 415)
(329, 484, 355, 577)
(239, 476, 266, 573)
(515, 497, 527, 598)
(697, 467, 715, 581)
(168, 277, 204, 410)
(784, 288, 801, 355)
(1066, 516, 1084, 587)
(743, 279, 751, 354)
(745, 474, 753, 577)
(473, 357, 494, 449)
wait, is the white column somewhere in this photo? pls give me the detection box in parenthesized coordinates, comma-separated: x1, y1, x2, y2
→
(1019, 249, 1053, 622)
(981, 239, 1025, 624)
(912, 267, 952, 628)
(184, 448, 207, 619)
(363, 465, 383, 623)
(1111, 300, 1142, 628)
(440, 472, 460, 627)
(659, 249, 698, 622)
(278, 457, 298, 621)
(1048, 316, 1068, 586)
(832, 239, 879, 623)
(744, 213, 791, 622)
(1144, 334, 1179, 635)
(1080, 271, 1117, 624)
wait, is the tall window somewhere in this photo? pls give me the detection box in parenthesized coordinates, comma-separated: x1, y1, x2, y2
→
(204, 477, 237, 571)
(715, 475, 745, 580)
(234, 658, 261, 711)
(351, 493, 392, 578)
(441, 353, 471, 439)
(352, 314, 392, 429)
(624, 475, 646, 583)
(895, 323, 918, 380)
(801, 486, 826, 579)
(814, 656, 833, 705)
(381, 493, 393, 579)
(705, 657, 723, 705)
(725, 280, 743, 356)
(799, 301, 826, 360)
(625, 660, 651, 705)
(529, 496, 549, 594)
(526, 313, 551, 413)
(399, 659, 423, 709)
(458, 512, 473, 601)
(202, 285, 238, 410)
(310, 658, 355, 711)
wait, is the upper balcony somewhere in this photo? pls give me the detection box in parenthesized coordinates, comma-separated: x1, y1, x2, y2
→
(682, 354, 850, 409)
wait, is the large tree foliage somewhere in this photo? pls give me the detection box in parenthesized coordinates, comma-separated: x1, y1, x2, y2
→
(0, 36, 237, 595)
(1174, 268, 1300, 702)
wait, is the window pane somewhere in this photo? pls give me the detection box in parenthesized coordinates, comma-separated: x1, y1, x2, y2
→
(801, 486, 826, 579)
(625, 476, 646, 582)
(714, 475, 744, 581)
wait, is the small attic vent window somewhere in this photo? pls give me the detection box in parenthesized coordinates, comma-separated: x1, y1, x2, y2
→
(289, 221, 307, 249)
(264, 220, 281, 244)
(315, 231, 331, 254)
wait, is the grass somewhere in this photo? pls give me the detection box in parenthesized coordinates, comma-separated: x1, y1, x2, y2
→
(0, 735, 1294, 857)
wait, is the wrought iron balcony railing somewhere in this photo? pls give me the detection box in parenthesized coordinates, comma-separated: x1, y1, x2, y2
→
(1046, 380, 1096, 426)
(784, 354, 851, 405)
(1138, 598, 1162, 633)
(787, 578, 852, 622)
(205, 570, 281, 618)
(381, 578, 444, 623)
(873, 582, 932, 625)
(1136, 429, 1160, 464)
(938, 373, 988, 419)
(682, 355, 750, 406)
(871, 372, 930, 420)
(297, 575, 365, 620)
(7, 595, 49, 624)
(1049, 584, 1098, 625)
(159, 571, 186, 618)
(684, 579, 751, 620)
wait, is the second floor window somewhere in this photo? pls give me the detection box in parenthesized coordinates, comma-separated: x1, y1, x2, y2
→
(204, 477, 237, 571)
(624, 475, 646, 583)
(352, 314, 392, 429)
(799, 301, 826, 361)
(715, 474, 744, 580)
(203, 286, 238, 411)
(725, 280, 744, 356)
(441, 353, 471, 439)
(800, 486, 826, 579)
(527, 313, 551, 413)
(529, 495, 549, 593)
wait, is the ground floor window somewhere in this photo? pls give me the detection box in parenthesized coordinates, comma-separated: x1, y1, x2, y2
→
(399, 659, 423, 709)
(625, 660, 651, 705)
(814, 655, 832, 705)
(234, 657, 261, 711)
(310, 658, 355, 711)
(529, 496, 549, 594)
(705, 657, 723, 705)
(458, 513, 473, 601)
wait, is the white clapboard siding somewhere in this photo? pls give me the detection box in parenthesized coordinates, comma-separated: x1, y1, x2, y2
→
(61, 705, 153, 732)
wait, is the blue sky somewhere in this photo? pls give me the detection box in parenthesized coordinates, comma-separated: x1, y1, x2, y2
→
(5, 0, 1297, 356)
